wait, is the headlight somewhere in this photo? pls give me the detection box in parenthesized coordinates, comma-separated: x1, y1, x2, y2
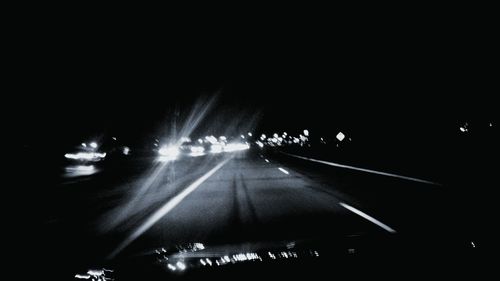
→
(158, 146, 180, 158)
(64, 152, 106, 161)
(190, 146, 205, 153)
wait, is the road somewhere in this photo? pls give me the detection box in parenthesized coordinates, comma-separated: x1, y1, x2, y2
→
(22, 147, 482, 278)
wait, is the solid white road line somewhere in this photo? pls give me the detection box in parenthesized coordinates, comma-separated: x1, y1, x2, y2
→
(339, 202, 396, 233)
(109, 157, 232, 258)
(278, 167, 289, 175)
(281, 152, 440, 186)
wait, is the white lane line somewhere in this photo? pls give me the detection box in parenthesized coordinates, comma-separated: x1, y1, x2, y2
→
(281, 152, 440, 186)
(264, 159, 270, 163)
(109, 157, 232, 258)
(339, 202, 396, 233)
(278, 167, 289, 175)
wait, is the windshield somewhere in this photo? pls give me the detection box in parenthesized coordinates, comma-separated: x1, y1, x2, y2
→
(12, 21, 496, 280)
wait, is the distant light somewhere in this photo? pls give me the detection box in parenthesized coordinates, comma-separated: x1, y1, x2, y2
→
(200, 259, 206, 266)
(241, 135, 245, 139)
(205, 136, 218, 144)
(219, 136, 227, 141)
(256, 141, 264, 148)
(154, 143, 158, 147)
(90, 142, 98, 148)
(122, 147, 130, 155)
(471, 241, 476, 248)
(167, 264, 176, 271)
(198, 138, 203, 144)
(112, 137, 117, 141)
(180, 137, 191, 143)
(158, 145, 180, 158)
(194, 243, 205, 250)
(190, 146, 205, 153)
(489, 123, 493, 127)
(224, 143, 250, 152)
(65, 152, 106, 161)
(459, 127, 466, 133)
(303, 129, 309, 136)
(273, 133, 279, 138)
(248, 132, 253, 137)
(261, 134, 266, 140)
(283, 132, 287, 136)
(176, 261, 186, 271)
(81, 143, 87, 148)
(210, 144, 224, 153)
(336, 132, 345, 141)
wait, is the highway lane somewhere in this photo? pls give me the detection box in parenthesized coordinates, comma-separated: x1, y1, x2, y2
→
(119, 151, 390, 257)
(25, 147, 479, 278)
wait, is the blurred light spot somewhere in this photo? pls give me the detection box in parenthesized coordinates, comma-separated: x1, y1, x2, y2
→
(158, 145, 180, 158)
(112, 137, 117, 141)
(265, 159, 269, 163)
(205, 258, 212, 266)
(81, 143, 87, 148)
(200, 259, 206, 266)
(241, 134, 245, 139)
(176, 261, 186, 271)
(190, 146, 205, 153)
(64, 165, 97, 177)
(248, 132, 252, 136)
(167, 264, 176, 271)
(303, 129, 309, 136)
(471, 241, 476, 248)
(193, 243, 205, 250)
(256, 141, 264, 148)
(273, 133, 279, 138)
(65, 152, 106, 161)
(336, 132, 345, 141)
(205, 136, 218, 144)
(90, 142, 98, 148)
(459, 127, 466, 132)
(198, 138, 203, 144)
(224, 143, 250, 152)
(122, 147, 130, 155)
(210, 144, 224, 153)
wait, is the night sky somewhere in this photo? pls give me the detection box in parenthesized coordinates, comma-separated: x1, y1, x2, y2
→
(10, 21, 496, 151)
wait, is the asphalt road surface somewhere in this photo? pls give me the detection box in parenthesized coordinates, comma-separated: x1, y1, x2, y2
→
(22, 147, 485, 278)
